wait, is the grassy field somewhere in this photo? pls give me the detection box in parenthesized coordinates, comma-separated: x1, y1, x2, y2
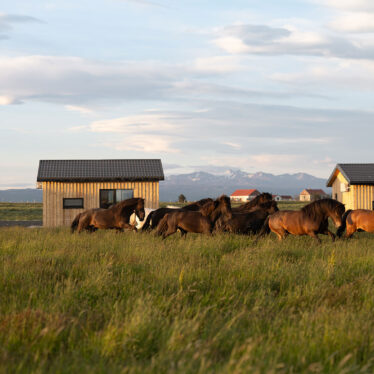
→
(0, 202, 43, 221)
(2, 225, 374, 373)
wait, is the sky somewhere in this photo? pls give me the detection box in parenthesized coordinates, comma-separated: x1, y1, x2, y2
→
(0, 0, 373, 188)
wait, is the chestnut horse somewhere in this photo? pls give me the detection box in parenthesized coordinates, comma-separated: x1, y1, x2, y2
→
(71, 197, 145, 233)
(337, 209, 374, 238)
(218, 200, 279, 234)
(259, 199, 345, 243)
(232, 192, 272, 213)
(141, 198, 213, 231)
(156, 195, 232, 239)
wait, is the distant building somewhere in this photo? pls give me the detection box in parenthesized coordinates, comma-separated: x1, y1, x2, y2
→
(299, 189, 329, 202)
(326, 163, 374, 210)
(273, 195, 293, 202)
(230, 189, 260, 202)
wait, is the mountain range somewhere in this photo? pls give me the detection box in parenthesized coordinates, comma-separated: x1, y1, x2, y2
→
(0, 169, 329, 202)
(159, 169, 329, 201)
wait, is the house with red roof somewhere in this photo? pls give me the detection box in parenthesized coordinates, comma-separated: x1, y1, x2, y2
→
(299, 189, 329, 202)
(230, 189, 260, 202)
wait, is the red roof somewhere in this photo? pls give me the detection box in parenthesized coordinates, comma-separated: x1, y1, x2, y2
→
(300, 189, 327, 195)
(231, 189, 259, 197)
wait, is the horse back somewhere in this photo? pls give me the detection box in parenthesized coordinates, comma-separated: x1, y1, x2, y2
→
(351, 209, 374, 232)
(174, 211, 211, 233)
(269, 210, 320, 235)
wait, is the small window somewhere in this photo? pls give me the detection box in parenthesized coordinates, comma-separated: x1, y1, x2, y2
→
(63, 198, 84, 209)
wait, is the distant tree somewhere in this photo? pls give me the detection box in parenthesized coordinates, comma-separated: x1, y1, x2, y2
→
(178, 194, 187, 203)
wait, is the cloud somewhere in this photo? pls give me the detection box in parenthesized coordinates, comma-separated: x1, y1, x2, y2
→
(329, 12, 374, 32)
(272, 59, 374, 91)
(0, 13, 43, 39)
(315, 0, 374, 12)
(65, 105, 95, 115)
(103, 135, 179, 153)
(0, 55, 320, 107)
(314, 1, 374, 33)
(213, 23, 374, 59)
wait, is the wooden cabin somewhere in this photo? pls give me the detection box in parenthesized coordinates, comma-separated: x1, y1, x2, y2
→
(326, 163, 374, 210)
(37, 159, 164, 227)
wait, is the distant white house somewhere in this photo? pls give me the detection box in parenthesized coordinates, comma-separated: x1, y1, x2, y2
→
(273, 195, 293, 202)
(230, 189, 260, 202)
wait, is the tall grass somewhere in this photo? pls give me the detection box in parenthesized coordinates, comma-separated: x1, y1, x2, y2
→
(1, 227, 374, 373)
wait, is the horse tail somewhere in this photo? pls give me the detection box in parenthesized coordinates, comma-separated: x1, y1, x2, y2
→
(141, 211, 154, 231)
(156, 214, 169, 236)
(257, 216, 271, 238)
(337, 210, 352, 238)
(71, 213, 81, 233)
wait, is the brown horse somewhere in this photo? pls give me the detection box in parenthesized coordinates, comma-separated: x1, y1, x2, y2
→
(337, 209, 374, 238)
(232, 192, 272, 213)
(156, 195, 232, 239)
(141, 198, 213, 231)
(71, 197, 145, 233)
(218, 200, 279, 234)
(259, 199, 345, 243)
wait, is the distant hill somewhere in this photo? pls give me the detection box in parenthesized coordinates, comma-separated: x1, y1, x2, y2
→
(0, 189, 42, 203)
(0, 170, 329, 203)
(159, 169, 329, 201)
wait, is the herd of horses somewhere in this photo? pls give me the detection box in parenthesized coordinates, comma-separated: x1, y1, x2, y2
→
(69, 192, 374, 242)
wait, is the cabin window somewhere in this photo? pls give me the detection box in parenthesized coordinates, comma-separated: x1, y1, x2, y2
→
(100, 189, 134, 208)
(63, 198, 84, 209)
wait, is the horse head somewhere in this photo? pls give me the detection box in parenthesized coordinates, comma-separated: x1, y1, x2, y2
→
(258, 200, 279, 214)
(211, 195, 232, 222)
(134, 198, 146, 221)
(329, 200, 345, 228)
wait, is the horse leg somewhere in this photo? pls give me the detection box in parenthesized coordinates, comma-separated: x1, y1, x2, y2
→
(308, 231, 322, 244)
(118, 221, 137, 232)
(322, 229, 335, 242)
(345, 224, 356, 239)
(179, 228, 187, 238)
(77, 216, 92, 233)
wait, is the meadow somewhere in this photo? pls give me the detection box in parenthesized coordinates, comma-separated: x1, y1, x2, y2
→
(0, 202, 43, 221)
(2, 217, 374, 373)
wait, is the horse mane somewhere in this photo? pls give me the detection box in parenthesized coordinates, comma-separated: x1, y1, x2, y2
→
(111, 197, 144, 211)
(258, 200, 278, 210)
(199, 200, 216, 217)
(183, 198, 213, 210)
(235, 192, 272, 211)
(301, 198, 342, 220)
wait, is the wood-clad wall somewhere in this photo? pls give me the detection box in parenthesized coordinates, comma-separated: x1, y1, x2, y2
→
(331, 171, 374, 210)
(42, 181, 160, 227)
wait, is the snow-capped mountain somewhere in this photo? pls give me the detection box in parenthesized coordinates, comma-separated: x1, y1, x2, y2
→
(160, 169, 329, 201)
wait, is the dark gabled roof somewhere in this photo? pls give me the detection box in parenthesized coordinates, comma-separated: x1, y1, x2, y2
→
(301, 189, 327, 195)
(326, 163, 374, 186)
(37, 159, 164, 182)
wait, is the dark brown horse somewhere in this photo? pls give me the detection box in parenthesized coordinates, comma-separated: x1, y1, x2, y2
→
(71, 197, 145, 233)
(141, 198, 213, 231)
(218, 200, 279, 234)
(156, 195, 232, 239)
(337, 209, 374, 238)
(259, 199, 345, 243)
(232, 192, 272, 213)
